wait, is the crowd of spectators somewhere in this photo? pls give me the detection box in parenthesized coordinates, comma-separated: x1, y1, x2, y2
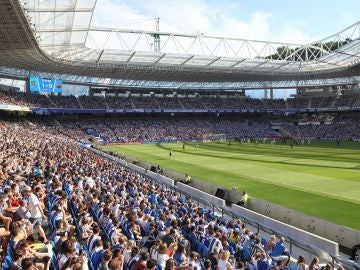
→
(280, 119, 360, 140)
(155, 98, 184, 110)
(261, 100, 285, 110)
(52, 118, 276, 144)
(0, 92, 52, 108)
(287, 98, 310, 109)
(130, 97, 160, 109)
(334, 93, 360, 108)
(0, 120, 340, 270)
(310, 97, 335, 108)
(7, 115, 359, 146)
(79, 96, 108, 109)
(3, 90, 360, 111)
(49, 96, 80, 109)
(106, 97, 134, 110)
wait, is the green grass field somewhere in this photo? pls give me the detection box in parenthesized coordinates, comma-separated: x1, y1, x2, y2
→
(104, 141, 360, 230)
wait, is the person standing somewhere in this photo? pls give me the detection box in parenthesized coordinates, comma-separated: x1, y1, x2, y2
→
(23, 186, 48, 243)
(271, 237, 290, 266)
(238, 191, 248, 206)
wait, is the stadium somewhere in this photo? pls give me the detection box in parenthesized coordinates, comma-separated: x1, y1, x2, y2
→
(0, 0, 359, 269)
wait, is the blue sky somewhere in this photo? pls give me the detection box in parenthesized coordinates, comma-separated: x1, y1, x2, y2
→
(92, 0, 360, 44)
(89, 0, 360, 98)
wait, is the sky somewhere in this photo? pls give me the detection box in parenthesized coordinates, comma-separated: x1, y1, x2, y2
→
(91, 0, 360, 45)
(88, 0, 359, 98)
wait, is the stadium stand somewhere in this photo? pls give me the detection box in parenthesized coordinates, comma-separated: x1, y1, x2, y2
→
(2, 119, 335, 270)
(79, 96, 108, 109)
(287, 97, 311, 109)
(1, 1, 360, 268)
(4, 89, 360, 111)
(49, 96, 80, 109)
(106, 97, 134, 110)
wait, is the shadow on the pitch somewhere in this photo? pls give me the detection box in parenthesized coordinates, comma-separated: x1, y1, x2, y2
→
(155, 143, 360, 171)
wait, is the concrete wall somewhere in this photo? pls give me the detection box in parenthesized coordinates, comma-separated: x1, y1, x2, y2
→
(149, 163, 360, 250)
(231, 204, 338, 257)
(249, 198, 360, 249)
(177, 182, 225, 209)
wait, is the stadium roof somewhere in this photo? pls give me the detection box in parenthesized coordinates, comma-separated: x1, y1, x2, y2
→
(0, 0, 360, 89)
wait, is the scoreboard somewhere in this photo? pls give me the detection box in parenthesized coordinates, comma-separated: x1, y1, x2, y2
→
(29, 77, 63, 93)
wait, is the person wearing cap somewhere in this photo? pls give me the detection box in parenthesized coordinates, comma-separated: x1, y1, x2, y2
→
(22, 186, 48, 243)
(0, 193, 12, 231)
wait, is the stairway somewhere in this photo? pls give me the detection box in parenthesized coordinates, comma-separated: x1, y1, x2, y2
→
(285, 99, 289, 109)
(260, 99, 268, 109)
(308, 98, 312, 109)
(104, 99, 110, 109)
(76, 97, 84, 109)
(178, 98, 186, 109)
(329, 97, 338, 108)
(130, 98, 136, 109)
(46, 95, 58, 107)
(278, 126, 292, 137)
(52, 118, 63, 128)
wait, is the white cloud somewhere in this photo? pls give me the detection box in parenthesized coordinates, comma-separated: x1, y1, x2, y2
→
(277, 23, 314, 45)
(89, 0, 317, 54)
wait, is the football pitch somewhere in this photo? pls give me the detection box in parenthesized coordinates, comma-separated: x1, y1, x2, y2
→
(104, 141, 360, 230)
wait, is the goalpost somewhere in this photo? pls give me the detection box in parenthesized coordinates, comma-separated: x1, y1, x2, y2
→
(202, 133, 227, 142)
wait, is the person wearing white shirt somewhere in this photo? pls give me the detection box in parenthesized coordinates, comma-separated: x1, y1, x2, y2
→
(218, 250, 234, 270)
(23, 186, 48, 243)
(85, 173, 95, 188)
